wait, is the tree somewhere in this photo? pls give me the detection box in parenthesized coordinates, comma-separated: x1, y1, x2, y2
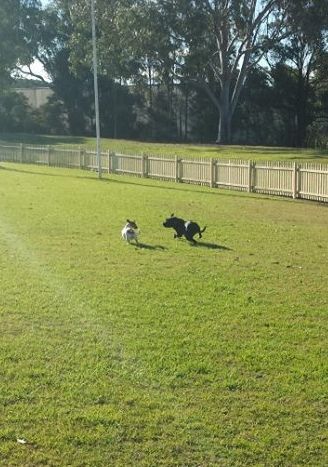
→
(307, 51, 328, 148)
(0, 91, 38, 133)
(234, 67, 279, 145)
(32, 0, 139, 137)
(64, 1, 290, 143)
(67, 0, 178, 139)
(141, 0, 289, 144)
(269, 0, 328, 146)
(0, 1, 49, 133)
(0, 0, 44, 83)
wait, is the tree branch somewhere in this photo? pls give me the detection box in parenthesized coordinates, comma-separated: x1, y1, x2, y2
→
(15, 64, 50, 84)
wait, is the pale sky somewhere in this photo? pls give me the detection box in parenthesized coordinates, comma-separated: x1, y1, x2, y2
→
(17, 60, 51, 83)
(29, 61, 51, 82)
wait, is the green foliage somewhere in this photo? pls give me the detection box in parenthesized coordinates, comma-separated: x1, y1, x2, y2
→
(234, 68, 279, 145)
(0, 91, 38, 133)
(57, 1, 291, 144)
(1, 0, 328, 146)
(307, 118, 328, 149)
(0, 0, 42, 80)
(269, 0, 328, 146)
(0, 163, 327, 465)
(36, 97, 68, 135)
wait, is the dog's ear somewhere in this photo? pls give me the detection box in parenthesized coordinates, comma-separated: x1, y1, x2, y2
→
(171, 213, 174, 217)
(126, 219, 130, 223)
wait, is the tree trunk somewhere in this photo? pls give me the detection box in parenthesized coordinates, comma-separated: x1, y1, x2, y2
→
(113, 82, 117, 139)
(148, 63, 154, 139)
(184, 89, 189, 141)
(216, 83, 232, 144)
(217, 110, 232, 144)
(295, 69, 309, 147)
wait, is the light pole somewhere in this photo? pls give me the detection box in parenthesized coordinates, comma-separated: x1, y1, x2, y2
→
(91, 0, 101, 178)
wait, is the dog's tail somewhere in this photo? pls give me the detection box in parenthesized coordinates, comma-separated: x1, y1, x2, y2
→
(199, 226, 207, 238)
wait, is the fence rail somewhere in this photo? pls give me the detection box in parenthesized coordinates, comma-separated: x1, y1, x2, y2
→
(0, 143, 327, 203)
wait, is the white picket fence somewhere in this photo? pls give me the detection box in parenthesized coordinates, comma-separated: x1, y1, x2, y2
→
(0, 143, 327, 203)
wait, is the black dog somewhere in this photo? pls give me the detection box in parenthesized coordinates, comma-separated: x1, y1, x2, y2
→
(163, 214, 206, 242)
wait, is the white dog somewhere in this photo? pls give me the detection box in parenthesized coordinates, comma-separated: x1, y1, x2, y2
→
(121, 219, 139, 244)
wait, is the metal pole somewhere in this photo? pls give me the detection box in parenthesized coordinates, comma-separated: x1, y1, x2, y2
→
(91, 0, 101, 178)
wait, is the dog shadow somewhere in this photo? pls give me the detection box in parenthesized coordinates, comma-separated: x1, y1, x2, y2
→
(190, 241, 232, 250)
(136, 242, 167, 251)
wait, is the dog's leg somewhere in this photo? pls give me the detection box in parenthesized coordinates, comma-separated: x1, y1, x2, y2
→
(200, 226, 206, 238)
(199, 226, 207, 238)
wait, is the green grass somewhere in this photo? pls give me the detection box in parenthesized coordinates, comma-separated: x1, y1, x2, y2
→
(0, 162, 327, 466)
(1, 132, 328, 162)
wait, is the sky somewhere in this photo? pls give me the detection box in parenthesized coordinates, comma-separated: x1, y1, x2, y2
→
(27, 61, 51, 82)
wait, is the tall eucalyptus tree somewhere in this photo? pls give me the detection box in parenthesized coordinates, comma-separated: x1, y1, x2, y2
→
(167, 0, 289, 143)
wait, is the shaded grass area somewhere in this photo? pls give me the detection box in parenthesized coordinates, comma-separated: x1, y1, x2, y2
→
(1, 132, 328, 162)
(0, 163, 327, 466)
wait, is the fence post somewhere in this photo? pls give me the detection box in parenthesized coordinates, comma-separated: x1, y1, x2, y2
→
(20, 143, 24, 163)
(47, 145, 51, 166)
(110, 151, 116, 173)
(142, 154, 148, 177)
(79, 147, 82, 169)
(111, 151, 117, 173)
(175, 155, 180, 182)
(248, 160, 254, 192)
(107, 150, 111, 173)
(210, 158, 215, 188)
(79, 148, 85, 169)
(292, 162, 299, 199)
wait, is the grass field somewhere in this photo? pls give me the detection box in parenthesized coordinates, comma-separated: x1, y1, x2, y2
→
(0, 162, 327, 466)
(1, 132, 328, 162)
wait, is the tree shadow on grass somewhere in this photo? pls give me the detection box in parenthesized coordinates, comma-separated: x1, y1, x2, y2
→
(2, 164, 315, 205)
(0, 165, 92, 179)
(0, 133, 87, 146)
